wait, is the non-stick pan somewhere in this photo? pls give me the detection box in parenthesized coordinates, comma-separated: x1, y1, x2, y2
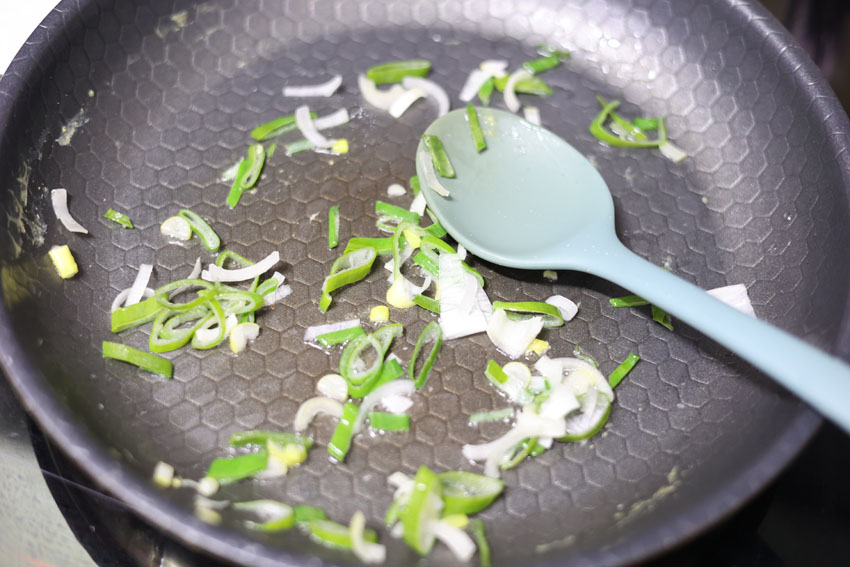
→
(1, 0, 847, 565)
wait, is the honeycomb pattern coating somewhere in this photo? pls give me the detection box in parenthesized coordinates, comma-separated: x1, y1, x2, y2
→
(1, 0, 848, 566)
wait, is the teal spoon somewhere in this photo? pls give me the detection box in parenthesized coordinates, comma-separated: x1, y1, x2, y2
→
(417, 107, 850, 434)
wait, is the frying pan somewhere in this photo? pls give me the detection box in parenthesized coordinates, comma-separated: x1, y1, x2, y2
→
(0, 0, 847, 565)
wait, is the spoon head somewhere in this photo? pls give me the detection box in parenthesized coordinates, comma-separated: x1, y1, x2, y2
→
(416, 107, 615, 270)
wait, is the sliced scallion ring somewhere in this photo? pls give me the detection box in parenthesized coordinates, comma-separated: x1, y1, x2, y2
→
(111, 296, 162, 332)
(102, 341, 173, 378)
(328, 205, 340, 249)
(320, 247, 378, 312)
(422, 134, 455, 178)
(177, 209, 221, 251)
(402, 465, 443, 555)
(308, 518, 379, 550)
(237, 143, 265, 190)
(438, 471, 504, 515)
(409, 321, 443, 389)
(491, 300, 564, 328)
(366, 59, 431, 84)
(609, 352, 640, 388)
(522, 54, 562, 74)
(250, 112, 315, 141)
(104, 207, 133, 228)
(470, 518, 492, 567)
(339, 334, 384, 391)
(465, 104, 486, 152)
(205, 450, 269, 484)
(232, 500, 295, 532)
(328, 402, 359, 462)
(368, 411, 410, 431)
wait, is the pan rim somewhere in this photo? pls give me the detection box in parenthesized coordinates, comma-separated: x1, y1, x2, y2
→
(0, 0, 845, 565)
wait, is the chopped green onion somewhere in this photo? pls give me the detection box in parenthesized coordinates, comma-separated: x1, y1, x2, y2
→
(632, 117, 659, 131)
(422, 134, 455, 179)
(308, 518, 378, 549)
(409, 321, 443, 389)
(372, 357, 404, 391)
(102, 341, 173, 378)
(651, 305, 674, 331)
(177, 209, 221, 252)
(104, 208, 133, 228)
(294, 505, 327, 525)
(491, 300, 564, 328)
(589, 96, 666, 148)
(285, 138, 314, 155)
(413, 294, 440, 313)
(368, 411, 410, 431)
(470, 519, 491, 567)
(609, 294, 649, 307)
(238, 143, 265, 190)
(493, 74, 553, 96)
(438, 471, 504, 515)
(229, 430, 314, 450)
(317, 325, 365, 347)
(328, 205, 340, 249)
(250, 112, 315, 141)
(149, 306, 210, 352)
(205, 449, 268, 484)
(328, 402, 359, 462)
(465, 104, 487, 152)
(410, 175, 421, 196)
(320, 247, 378, 312)
(226, 159, 248, 208)
(266, 142, 277, 158)
(375, 200, 421, 225)
(558, 403, 611, 443)
(609, 353, 640, 388)
(344, 236, 394, 256)
(484, 359, 508, 385)
(572, 345, 599, 368)
(536, 44, 571, 60)
(413, 251, 438, 275)
(339, 334, 385, 397)
(522, 54, 562, 74)
(366, 59, 431, 85)
(500, 437, 537, 470)
(403, 465, 443, 555)
(232, 500, 295, 532)
(477, 76, 495, 106)
(111, 296, 162, 333)
(468, 407, 514, 423)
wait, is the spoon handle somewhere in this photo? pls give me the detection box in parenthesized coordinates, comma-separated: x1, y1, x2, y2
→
(587, 242, 850, 434)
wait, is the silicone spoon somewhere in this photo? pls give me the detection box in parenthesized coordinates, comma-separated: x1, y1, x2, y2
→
(416, 107, 850, 433)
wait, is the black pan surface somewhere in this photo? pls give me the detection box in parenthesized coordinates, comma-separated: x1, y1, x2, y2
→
(1, 0, 848, 565)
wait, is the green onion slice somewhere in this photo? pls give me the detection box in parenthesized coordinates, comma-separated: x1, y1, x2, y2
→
(226, 159, 248, 208)
(372, 358, 405, 391)
(589, 96, 667, 148)
(317, 325, 365, 347)
(609, 352, 640, 388)
(238, 144, 265, 190)
(205, 449, 269, 484)
(468, 407, 514, 424)
(500, 437, 537, 470)
(410, 175, 421, 196)
(651, 305, 674, 331)
(149, 305, 210, 352)
(339, 334, 385, 397)
(102, 341, 172, 378)
(491, 300, 564, 328)
(368, 411, 410, 431)
(465, 104, 487, 152)
(153, 279, 214, 311)
(250, 112, 315, 141)
(344, 236, 394, 256)
(285, 138, 314, 155)
(375, 200, 421, 225)
(111, 296, 162, 333)
(438, 471, 504, 515)
(366, 59, 431, 85)
(493, 74, 553, 96)
(422, 134, 455, 179)
(190, 298, 227, 350)
(478, 76, 495, 106)
(320, 247, 378, 312)
(328, 402, 359, 462)
(409, 321, 442, 389)
(328, 205, 340, 249)
(559, 403, 612, 443)
(413, 294, 440, 313)
(229, 430, 314, 450)
(470, 519, 492, 567)
(402, 465, 443, 555)
(177, 209, 221, 252)
(522, 54, 562, 74)
(484, 359, 508, 385)
(294, 505, 327, 525)
(104, 208, 134, 228)
(609, 294, 649, 307)
(536, 44, 571, 60)
(232, 500, 295, 532)
(308, 519, 378, 549)
(373, 323, 403, 355)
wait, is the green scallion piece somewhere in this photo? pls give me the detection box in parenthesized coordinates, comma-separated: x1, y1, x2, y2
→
(572, 345, 599, 368)
(609, 353, 640, 388)
(104, 208, 133, 228)
(340, 334, 385, 397)
(491, 300, 564, 328)
(328, 402, 359, 462)
(111, 296, 162, 333)
(465, 104, 487, 152)
(501, 437, 537, 470)
(469, 407, 514, 424)
(632, 117, 659, 131)
(285, 138, 314, 155)
(484, 359, 508, 385)
(478, 76, 495, 106)
(317, 324, 365, 347)
(226, 159, 248, 208)
(410, 175, 421, 196)
(102, 341, 172, 378)
(177, 209, 220, 252)
(422, 134, 455, 178)
(250, 112, 315, 141)
(328, 205, 340, 249)
(320, 247, 378, 312)
(536, 44, 571, 60)
(375, 200, 421, 225)
(373, 323, 403, 355)
(470, 519, 492, 567)
(493, 74, 553, 96)
(439, 471, 504, 515)
(403, 466, 442, 555)
(609, 294, 649, 307)
(366, 59, 431, 85)
(652, 305, 674, 331)
(294, 505, 327, 525)
(409, 321, 442, 389)
(308, 518, 378, 550)
(149, 305, 210, 352)
(522, 54, 562, 74)
(344, 236, 394, 256)
(372, 357, 404, 391)
(229, 430, 314, 450)
(232, 500, 295, 532)
(238, 143, 265, 190)
(266, 142, 277, 158)
(368, 411, 410, 431)
(589, 96, 667, 148)
(206, 450, 269, 484)
(412, 251, 438, 276)
(412, 294, 440, 313)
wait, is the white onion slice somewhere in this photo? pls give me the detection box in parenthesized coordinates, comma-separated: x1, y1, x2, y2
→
(523, 106, 541, 125)
(546, 295, 578, 322)
(193, 314, 237, 349)
(294, 105, 332, 148)
(283, 74, 342, 97)
(430, 520, 476, 562)
(417, 145, 451, 197)
(387, 183, 406, 197)
(161, 216, 192, 240)
(380, 394, 414, 414)
(313, 108, 350, 130)
(504, 69, 533, 113)
(353, 380, 415, 434)
(126, 263, 153, 306)
(707, 283, 755, 317)
(538, 382, 581, 420)
(316, 373, 349, 402)
(480, 59, 509, 78)
(459, 69, 491, 102)
(110, 286, 154, 312)
(350, 511, 387, 564)
(264, 271, 292, 305)
(230, 321, 260, 354)
(294, 397, 344, 432)
(438, 253, 490, 340)
(388, 87, 427, 118)
(409, 192, 427, 215)
(456, 244, 467, 261)
(303, 318, 361, 343)
(565, 366, 614, 403)
(201, 251, 280, 282)
(659, 140, 688, 163)
(358, 74, 406, 110)
(402, 77, 450, 116)
(486, 308, 544, 359)
(51, 189, 89, 234)
(187, 257, 202, 279)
